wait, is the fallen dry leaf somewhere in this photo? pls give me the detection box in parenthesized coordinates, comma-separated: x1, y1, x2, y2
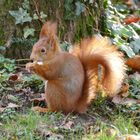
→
(63, 121, 74, 129)
(112, 95, 139, 106)
(30, 93, 46, 108)
(106, 128, 118, 137)
(7, 103, 19, 108)
(126, 56, 140, 72)
(124, 16, 140, 24)
(126, 135, 140, 140)
(119, 83, 129, 97)
(8, 72, 23, 82)
(8, 74, 18, 81)
(30, 97, 45, 105)
(0, 107, 5, 113)
(37, 125, 64, 140)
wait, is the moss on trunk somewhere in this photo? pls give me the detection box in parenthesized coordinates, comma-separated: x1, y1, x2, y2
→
(0, 0, 106, 59)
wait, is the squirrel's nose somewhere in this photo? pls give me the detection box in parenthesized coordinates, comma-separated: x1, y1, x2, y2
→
(30, 59, 34, 63)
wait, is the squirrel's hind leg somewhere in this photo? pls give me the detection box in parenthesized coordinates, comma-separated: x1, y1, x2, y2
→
(31, 106, 49, 113)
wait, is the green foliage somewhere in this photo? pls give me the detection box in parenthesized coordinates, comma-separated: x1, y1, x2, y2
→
(11, 37, 37, 47)
(130, 38, 140, 54)
(60, 41, 72, 51)
(9, 8, 32, 25)
(64, 0, 95, 20)
(129, 74, 140, 100)
(33, 11, 47, 20)
(0, 55, 16, 96)
(104, 0, 140, 57)
(8, 0, 105, 42)
(64, 0, 104, 41)
(0, 51, 43, 94)
(22, 0, 30, 10)
(23, 27, 35, 39)
(0, 108, 16, 122)
(22, 75, 44, 92)
(9, 1, 31, 25)
(0, 46, 6, 52)
(64, 0, 75, 20)
(9, 0, 47, 39)
(0, 55, 15, 76)
(75, 1, 86, 16)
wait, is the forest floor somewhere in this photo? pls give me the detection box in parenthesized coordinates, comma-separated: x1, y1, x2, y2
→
(0, 67, 140, 140)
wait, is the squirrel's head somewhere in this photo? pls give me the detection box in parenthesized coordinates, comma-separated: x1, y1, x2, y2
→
(30, 21, 59, 62)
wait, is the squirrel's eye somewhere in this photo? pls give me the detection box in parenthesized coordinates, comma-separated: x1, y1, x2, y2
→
(41, 48, 46, 53)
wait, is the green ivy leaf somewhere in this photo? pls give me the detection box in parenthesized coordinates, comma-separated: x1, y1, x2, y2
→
(75, 1, 85, 16)
(130, 38, 140, 54)
(40, 11, 47, 19)
(33, 12, 47, 21)
(60, 41, 72, 51)
(121, 45, 135, 58)
(4, 63, 15, 72)
(22, 0, 30, 10)
(33, 13, 39, 20)
(9, 8, 32, 24)
(115, 4, 128, 13)
(120, 27, 134, 38)
(131, 23, 140, 32)
(0, 46, 6, 51)
(113, 36, 135, 57)
(129, 73, 140, 100)
(64, 0, 75, 20)
(0, 69, 6, 74)
(23, 27, 35, 38)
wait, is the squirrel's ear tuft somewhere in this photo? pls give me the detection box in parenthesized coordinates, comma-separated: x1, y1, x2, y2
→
(39, 21, 57, 38)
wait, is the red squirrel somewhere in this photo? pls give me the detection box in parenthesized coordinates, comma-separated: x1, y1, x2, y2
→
(26, 21, 125, 113)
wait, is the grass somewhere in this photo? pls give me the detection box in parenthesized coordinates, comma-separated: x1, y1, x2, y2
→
(82, 116, 139, 140)
(0, 107, 139, 140)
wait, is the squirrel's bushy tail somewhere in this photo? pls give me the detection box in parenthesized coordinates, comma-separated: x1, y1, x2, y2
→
(71, 36, 125, 113)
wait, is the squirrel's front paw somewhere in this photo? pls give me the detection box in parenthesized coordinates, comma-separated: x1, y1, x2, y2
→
(26, 62, 35, 73)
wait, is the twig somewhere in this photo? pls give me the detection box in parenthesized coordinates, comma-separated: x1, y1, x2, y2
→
(15, 59, 30, 62)
(32, 0, 43, 23)
(60, 112, 73, 126)
(84, 113, 98, 120)
(15, 64, 26, 67)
